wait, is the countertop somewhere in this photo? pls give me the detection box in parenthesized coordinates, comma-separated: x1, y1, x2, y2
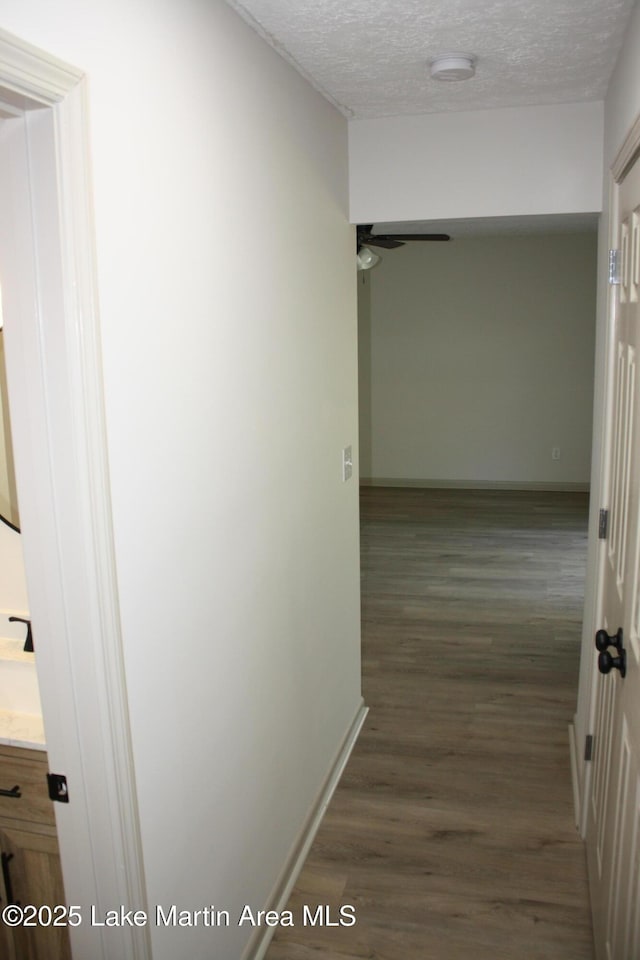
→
(0, 710, 45, 750)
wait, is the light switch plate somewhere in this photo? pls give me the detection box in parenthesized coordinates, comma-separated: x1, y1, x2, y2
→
(342, 445, 353, 482)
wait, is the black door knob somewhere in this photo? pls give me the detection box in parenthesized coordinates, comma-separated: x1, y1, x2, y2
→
(595, 627, 624, 652)
(598, 648, 627, 677)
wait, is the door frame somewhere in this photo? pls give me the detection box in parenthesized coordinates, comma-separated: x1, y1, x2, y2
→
(574, 114, 640, 837)
(0, 29, 149, 958)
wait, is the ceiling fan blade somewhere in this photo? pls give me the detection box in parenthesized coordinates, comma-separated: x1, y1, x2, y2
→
(356, 224, 451, 253)
(379, 233, 451, 242)
(366, 236, 405, 249)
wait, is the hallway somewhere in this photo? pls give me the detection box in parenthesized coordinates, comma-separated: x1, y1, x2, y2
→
(267, 487, 594, 960)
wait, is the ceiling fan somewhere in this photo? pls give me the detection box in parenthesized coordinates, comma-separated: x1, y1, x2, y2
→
(357, 224, 450, 251)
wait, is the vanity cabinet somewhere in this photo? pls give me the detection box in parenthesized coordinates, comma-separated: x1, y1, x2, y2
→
(0, 744, 70, 959)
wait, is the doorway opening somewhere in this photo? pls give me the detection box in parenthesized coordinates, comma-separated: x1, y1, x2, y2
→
(349, 213, 597, 956)
(0, 32, 149, 959)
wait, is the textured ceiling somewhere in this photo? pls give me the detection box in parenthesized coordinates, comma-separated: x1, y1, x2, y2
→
(226, 0, 635, 119)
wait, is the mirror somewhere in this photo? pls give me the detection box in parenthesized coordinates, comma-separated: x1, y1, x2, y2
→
(0, 329, 19, 531)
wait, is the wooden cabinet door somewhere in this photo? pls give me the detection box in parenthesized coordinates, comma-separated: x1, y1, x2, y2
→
(0, 866, 17, 960)
(0, 824, 71, 960)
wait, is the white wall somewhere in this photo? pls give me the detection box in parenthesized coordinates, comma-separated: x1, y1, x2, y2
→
(604, 0, 640, 165)
(349, 101, 604, 223)
(0, 335, 18, 528)
(357, 270, 373, 479)
(360, 233, 597, 487)
(0, 2, 361, 958)
(0, 520, 28, 615)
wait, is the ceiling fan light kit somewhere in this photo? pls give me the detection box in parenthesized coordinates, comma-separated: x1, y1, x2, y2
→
(356, 224, 451, 269)
(357, 246, 381, 271)
(430, 53, 476, 81)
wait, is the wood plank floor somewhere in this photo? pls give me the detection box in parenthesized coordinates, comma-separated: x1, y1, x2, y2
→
(266, 487, 594, 960)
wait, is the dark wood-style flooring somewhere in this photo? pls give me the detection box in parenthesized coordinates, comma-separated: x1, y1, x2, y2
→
(266, 487, 594, 960)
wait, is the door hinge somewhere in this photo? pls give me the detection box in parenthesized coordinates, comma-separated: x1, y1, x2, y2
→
(585, 734, 594, 761)
(609, 248, 621, 285)
(46, 773, 69, 803)
(599, 508, 609, 540)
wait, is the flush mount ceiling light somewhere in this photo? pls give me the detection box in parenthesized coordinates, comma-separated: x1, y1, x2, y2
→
(430, 53, 476, 81)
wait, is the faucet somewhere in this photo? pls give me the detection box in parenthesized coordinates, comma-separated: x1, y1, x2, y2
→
(8, 616, 33, 652)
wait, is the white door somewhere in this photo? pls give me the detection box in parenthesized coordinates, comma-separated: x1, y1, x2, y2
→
(586, 151, 640, 959)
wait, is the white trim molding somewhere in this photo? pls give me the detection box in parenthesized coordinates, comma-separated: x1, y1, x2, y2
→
(360, 477, 590, 493)
(0, 28, 149, 959)
(568, 721, 581, 829)
(243, 701, 368, 960)
(0, 29, 81, 105)
(612, 111, 640, 183)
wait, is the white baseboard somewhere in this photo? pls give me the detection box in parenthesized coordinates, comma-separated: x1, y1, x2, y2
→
(569, 721, 581, 830)
(360, 477, 590, 492)
(243, 700, 368, 960)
